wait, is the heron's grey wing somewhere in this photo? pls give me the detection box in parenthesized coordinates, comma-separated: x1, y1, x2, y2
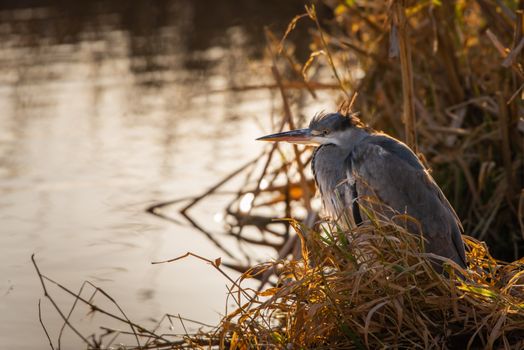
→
(349, 139, 466, 267)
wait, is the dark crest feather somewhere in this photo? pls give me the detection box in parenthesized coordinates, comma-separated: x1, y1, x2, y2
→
(309, 108, 371, 133)
(311, 110, 328, 125)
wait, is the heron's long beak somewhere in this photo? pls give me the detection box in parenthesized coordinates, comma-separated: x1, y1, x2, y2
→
(256, 128, 314, 145)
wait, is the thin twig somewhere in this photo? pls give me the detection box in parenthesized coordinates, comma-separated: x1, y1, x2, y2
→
(266, 28, 313, 212)
(32, 254, 93, 347)
(394, 0, 418, 152)
(38, 299, 55, 350)
(306, 4, 351, 98)
(152, 252, 252, 301)
(33, 255, 167, 345)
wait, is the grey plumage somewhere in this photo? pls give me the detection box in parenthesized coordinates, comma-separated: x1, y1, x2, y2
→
(257, 112, 467, 269)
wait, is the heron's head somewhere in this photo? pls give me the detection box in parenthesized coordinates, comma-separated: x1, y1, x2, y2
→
(257, 112, 367, 147)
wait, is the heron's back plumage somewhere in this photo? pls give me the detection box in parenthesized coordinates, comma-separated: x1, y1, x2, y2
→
(312, 132, 467, 269)
(351, 135, 466, 267)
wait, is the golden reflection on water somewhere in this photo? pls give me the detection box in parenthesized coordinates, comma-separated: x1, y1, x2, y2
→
(238, 193, 255, 213)
(0, 1, 329, 348)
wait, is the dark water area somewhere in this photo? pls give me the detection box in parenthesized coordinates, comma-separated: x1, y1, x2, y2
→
(0, 1, 332, 348)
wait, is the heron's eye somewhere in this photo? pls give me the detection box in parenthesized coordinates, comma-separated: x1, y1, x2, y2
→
(322, 129, 329, 136)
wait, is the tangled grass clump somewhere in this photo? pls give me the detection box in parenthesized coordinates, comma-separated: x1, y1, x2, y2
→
(216, 217, 524, 349)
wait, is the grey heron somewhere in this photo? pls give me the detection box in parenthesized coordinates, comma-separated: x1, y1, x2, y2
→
(257, 112, 466, 269)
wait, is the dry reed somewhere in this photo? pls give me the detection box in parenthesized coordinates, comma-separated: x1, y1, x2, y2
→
(214, 217, 524, 349)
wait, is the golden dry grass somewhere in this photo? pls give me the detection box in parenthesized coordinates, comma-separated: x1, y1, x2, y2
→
(215, 218, 524, 349)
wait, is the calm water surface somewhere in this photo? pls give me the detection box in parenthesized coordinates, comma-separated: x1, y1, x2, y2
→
(0, 1, 332, 348)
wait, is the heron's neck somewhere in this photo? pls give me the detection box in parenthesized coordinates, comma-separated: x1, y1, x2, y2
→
(332, 127, 370, 153)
